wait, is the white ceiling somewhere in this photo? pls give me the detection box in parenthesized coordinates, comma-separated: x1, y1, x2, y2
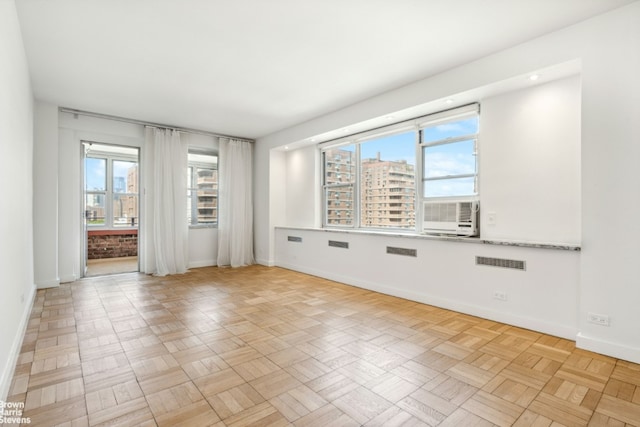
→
(15, 0, 635, 139)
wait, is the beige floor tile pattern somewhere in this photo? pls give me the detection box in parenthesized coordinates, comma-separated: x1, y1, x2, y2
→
(6, 265, 640, 426)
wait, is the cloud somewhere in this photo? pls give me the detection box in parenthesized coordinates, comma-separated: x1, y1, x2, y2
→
(424, 152, 475, 177)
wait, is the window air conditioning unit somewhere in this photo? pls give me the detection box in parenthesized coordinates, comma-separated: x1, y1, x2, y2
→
(422, 199, 479, 236)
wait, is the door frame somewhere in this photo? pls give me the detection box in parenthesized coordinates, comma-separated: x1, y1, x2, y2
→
(81, 141, 141, 277)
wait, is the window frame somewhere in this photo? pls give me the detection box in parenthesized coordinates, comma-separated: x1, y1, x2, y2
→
(321, 104, 479, 232)
(85, 148, 139, 230)
(322, 125, 418, 231)
(187, 150, 218, 228)
(419, 110, 479, 200)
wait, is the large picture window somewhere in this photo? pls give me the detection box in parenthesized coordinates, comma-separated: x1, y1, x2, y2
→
(323, 129, 416, 229)
(322, 104, 479, 231)
(360, 131, 415, 228)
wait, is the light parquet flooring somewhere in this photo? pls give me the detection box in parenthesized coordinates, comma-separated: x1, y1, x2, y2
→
(6, 265, 640, 426)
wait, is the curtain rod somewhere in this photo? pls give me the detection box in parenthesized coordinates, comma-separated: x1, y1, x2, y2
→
(59, 107, 255, 143)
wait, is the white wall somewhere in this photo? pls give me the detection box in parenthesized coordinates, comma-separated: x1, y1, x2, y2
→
(276, 228, 579, 340)
(33, 102, 59, 288)
(256, 3, 640, 363)
(480, 76, 581, 244)
(0, 0, 36, 400)
(577, 5, 640, 362)
(284, 145, 320, 228)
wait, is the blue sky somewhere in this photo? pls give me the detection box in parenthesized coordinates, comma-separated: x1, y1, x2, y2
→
(85, 158, 136, 191)
(361, 131, 415, 162)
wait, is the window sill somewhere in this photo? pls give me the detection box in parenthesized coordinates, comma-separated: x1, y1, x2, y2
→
(275, 226, 581, 251)
(87, 229, 138, 236)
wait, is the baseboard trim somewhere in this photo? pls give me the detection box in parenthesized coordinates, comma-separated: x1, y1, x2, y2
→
(276, 261, 577, 341)
(0, 284, 36, 401)
(255, 258, 275, 267)
(576, 332, 640, 364)
(188, 260, 216, 269)
(36, 277, 60, 289)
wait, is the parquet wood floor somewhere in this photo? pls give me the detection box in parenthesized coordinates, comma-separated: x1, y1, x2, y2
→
(6, 265, 640, 426)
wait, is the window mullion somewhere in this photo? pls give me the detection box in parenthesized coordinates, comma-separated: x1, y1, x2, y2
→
(355, 143, 361, 228)
(415, 128, 423, 232)
(106, 158, 113, 228)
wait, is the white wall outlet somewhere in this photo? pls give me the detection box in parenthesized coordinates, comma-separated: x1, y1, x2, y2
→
(588, 312, 610, 326)
(487, 212, 497, 226)
(493, 291, 508, 301)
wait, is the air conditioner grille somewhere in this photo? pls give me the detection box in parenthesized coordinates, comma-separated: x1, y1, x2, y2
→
(459, 202, 473, 222)
(424, 202, 457, 222)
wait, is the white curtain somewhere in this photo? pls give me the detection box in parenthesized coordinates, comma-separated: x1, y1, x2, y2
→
(149, 127, 189, 276)
(217, 138, 254, 267)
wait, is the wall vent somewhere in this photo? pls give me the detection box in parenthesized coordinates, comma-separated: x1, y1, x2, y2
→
(287, 236, 302, 243)
(476, 256, 526, 271)
(328, 240, 349, 249)
(386, 246, 417, 257)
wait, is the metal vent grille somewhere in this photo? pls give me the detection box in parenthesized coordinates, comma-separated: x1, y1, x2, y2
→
(386, 246, 417, 257)
(476, 256, 526, 271)
(328, 240, 349, 249)
(287, 236, 302, 243)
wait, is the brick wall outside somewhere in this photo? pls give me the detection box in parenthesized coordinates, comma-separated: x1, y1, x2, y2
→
(87, 231, 138, 259)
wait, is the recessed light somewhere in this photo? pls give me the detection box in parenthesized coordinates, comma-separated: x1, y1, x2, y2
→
(445, 99, 454, 104)
(284, 146, 289, 150)
(529, 74, 540, 81)
(384, 116, 395, 120)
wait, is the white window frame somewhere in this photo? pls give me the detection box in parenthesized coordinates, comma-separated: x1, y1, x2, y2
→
(418, 105, 479, 201)
(85, 148, 139, 230)
(188, 151, 218, 228)
(321, 104, 479, 232)
(321, 123, 418, 231)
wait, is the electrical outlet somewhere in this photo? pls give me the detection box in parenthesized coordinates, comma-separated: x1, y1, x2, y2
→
(493, 291, 508, 301)
(588, 312, 610, 326)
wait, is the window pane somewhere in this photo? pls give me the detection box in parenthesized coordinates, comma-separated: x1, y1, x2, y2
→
(187, 153, 218, 226)
(424, 177, 476, 198)
(422, 116, 478, 144)
(113, 194, 138, 227)
(360, 131, 415, 229)
(423, 139, 476, 179)
(85, 193, 105, 226)
(85, 158, 106, 191)
(113, 161, 138, 193)
(326, 185, 354, 226)
(324, 146, 355, 185)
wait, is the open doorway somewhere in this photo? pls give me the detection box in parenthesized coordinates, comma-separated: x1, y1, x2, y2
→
(83, 142, 140, 277)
